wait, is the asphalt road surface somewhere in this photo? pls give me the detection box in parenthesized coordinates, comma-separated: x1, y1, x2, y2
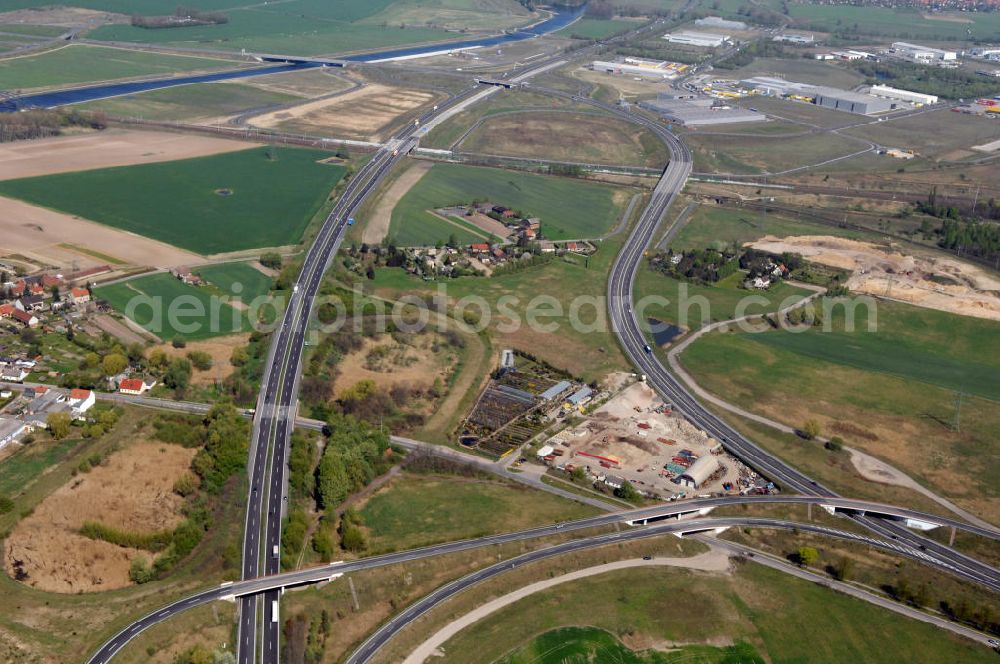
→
(85, 493, 997, 664)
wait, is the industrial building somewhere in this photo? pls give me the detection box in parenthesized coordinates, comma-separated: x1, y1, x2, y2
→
(891, 41, 957, 63)
(678, 455, 720, 489)
(774, 33, 814, 44)
(740, 76, 817, 97)
(641, 95, 766, 126)
(695, 16, 746, 30)
(869, 84, 938, 106)
(590, 57, 686, 80)
(813, 87, 893, 115)
(664, 30, 729, 48)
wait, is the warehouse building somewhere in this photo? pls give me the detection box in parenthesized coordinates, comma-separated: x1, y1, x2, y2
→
(813, 87, 893, 115)
(678, 455, 720, 489)
(664, 30, 730, 48)
(740, 76, 817, 97)
(641, 95, 766, 126)
(695, 16, 746, 30)
(590, 57, 686, 80)
(774, 33, 814, 44)
(891, 41, 957, 63)
(869, 84, 938, 105)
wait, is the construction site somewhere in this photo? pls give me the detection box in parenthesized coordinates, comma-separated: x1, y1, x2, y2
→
(539, 382, 771, 499)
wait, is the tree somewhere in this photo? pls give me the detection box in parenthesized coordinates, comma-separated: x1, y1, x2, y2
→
(801, 419, 821, 440)
(172, 337, 187, 349)
(47, 412, 72, 440)
(0, 495, 13, 514)
(101, 353, 128, 377)
(164, 358, 193, 395)
(614, 479, 642, 503)
(831, 556, 853, 581)
(230, 346, 249, 367)
(796, 546, 819, 567)
(340, 523, 367, 552)
(824, 436, 844, 452)
(570, 466, 587, 482)
(187, 350, 213, 371)
(260, 252, 283, 270)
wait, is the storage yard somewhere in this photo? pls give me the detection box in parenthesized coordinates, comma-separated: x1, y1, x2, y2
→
(539, 382, 768, 499)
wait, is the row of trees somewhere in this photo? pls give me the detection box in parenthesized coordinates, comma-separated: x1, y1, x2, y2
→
(0, 110, 105, 144)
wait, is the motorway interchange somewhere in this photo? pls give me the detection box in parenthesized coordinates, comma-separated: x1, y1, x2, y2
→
(75, 21, 1000, 664)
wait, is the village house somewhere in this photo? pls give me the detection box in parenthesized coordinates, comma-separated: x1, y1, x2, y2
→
(118, 378, 153, 396)
(11, 309, 38, 328)
(68, 287, 91, 305)
(68, 388, 96, 418)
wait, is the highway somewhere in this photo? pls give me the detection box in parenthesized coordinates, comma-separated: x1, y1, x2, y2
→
(78, 18, 999, 663)
(238, 129, 431, 663)
(497, 84, 1000, 595)
(85, 509, 999, 664)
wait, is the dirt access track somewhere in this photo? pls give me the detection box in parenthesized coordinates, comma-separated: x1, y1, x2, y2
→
(749, 235, 1000, 322)
(0, 129, 256, 269)
(4, 441, 196, 593)
(362, 160, 432, 244)
(250, 83, 440, 141)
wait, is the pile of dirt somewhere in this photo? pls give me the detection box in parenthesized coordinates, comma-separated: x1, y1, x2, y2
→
(3, 441, 196, 593)
(749, 235, 1000, 321)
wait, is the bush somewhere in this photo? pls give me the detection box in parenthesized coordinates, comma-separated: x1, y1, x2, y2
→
(0, 495, 13, 514)
(824, 436, 845, 452)
(172, 337, 187, 349)
(186, 350, 213, 371)
(260, 252, 283, 270)
(340, 523, 367, 552)
(80, 521, 174, 552)
(129, 555, 155, 584)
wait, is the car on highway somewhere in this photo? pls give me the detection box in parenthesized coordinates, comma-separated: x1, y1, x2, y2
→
(644, 344, 652, 354)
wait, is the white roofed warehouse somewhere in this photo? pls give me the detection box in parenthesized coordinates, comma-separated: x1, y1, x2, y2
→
(868, 84, 938, 106)
(679, 455, 721, 489)
(664, 30, 730, 48)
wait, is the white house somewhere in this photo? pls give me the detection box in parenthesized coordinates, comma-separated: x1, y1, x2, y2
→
(118, 378, 153, 396)
(68, 388, 95, 418)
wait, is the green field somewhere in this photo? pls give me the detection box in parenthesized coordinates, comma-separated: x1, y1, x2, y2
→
(727, 57, 865, 89)
(359, 473, 598, 552)
(369, 237, 630, 381)
(634, 268, 811, 331)
(670, 206, 876, 251)
(0, 437, 80, 496)
(684, 131, 865, 175)
(681, 300, 1000, 518)
(389, 163, 626, 244)
(195, 262, 274, 300)
(76, 81, 301, 121)
(713, 300, 1000, 400)
(0, 44, 238, 91)
(0, 147, 345, 254)
(789, 4, 1000, 40)
(79, 0, 492, 56)
(557, 17, 637, 39)
(0, 24, 66, 37)
(93, 265, 275, 340)
(841, 108, 1000, 160)
(437, 564, 991, 664)
(499, 627, 762, 664)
